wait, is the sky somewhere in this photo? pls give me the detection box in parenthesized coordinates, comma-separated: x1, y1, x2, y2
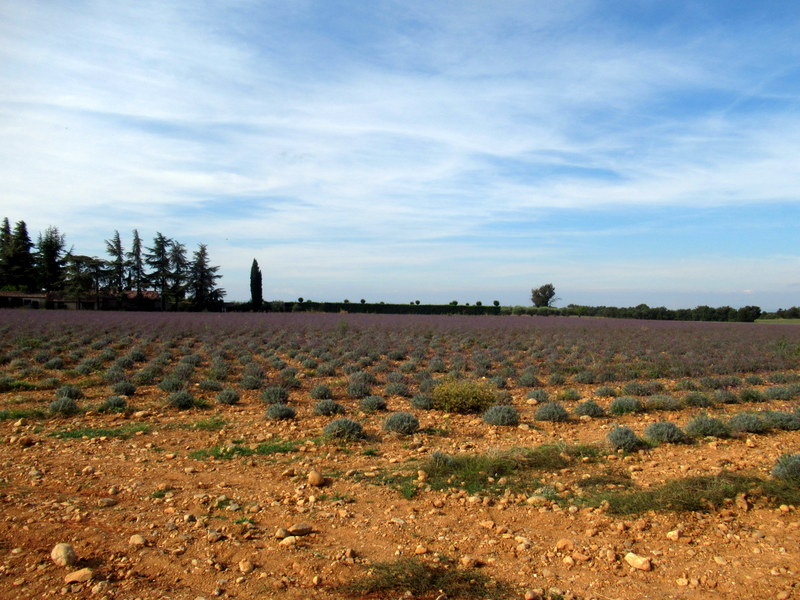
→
(1, 1, 799, 310)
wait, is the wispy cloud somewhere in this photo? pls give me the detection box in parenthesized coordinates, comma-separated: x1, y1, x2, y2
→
(1, 1, 798, 307)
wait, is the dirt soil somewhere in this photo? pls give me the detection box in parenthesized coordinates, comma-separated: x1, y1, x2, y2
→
(1, 377, 799, 599)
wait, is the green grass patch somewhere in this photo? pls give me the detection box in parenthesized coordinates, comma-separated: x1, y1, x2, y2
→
(585, 472, 800, 514)
(0, 408, 46, 420)
(340, 557, 508, 599)
(189, 439, 299, 460)
(151, 487, 173, 499)
(50, 423, 151, 440)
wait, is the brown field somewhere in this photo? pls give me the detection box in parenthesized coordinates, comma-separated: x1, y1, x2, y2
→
(1, 310, 799, 600)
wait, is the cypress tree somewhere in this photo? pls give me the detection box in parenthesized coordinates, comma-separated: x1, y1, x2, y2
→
(250, 258, 263, 310)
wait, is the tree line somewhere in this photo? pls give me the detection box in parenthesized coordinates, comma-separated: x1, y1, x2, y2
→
(0, 218, 225, 311)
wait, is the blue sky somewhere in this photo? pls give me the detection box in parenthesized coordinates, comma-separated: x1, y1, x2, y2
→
(1, 1, 799, 309)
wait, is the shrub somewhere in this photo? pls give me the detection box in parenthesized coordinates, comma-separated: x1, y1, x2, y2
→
(111, 381, 136, 396)
(383, 412, 420, 435)
(313, 399, 345, 416)
(324, 417, 365, 440)
(166, 390, 196, 410)
(44, 357, 65, 370)
(744, 374, 765, 385)
(771, 454, 800, 483)
(261, 386, 289, 404)
(198, 379, 223, 391)
(134, 366, 160, 385)
(517, 370, 539, 387)
(684, 391, 714, 408)
(644, 394, 681, 412)
(432, 379, 496, 414)
(714, 389, 739, 404)
(310, 384, 333, 400)
(50, 397, 79, 416)
(56, 384, 83, 400)
(764, 386, 796, 401)
(609, 396, 641, 415)
(608, 426, 646, 452)
(411, 393, 434, 410)
(360, 395, 387, 413)
(217, 388, 240, 405)
(761, 411, 800, 431)
(739, 388, 765, 403)
(644, 421, 689, 444)
(728, 412, 769, 434)
(158, 377, 185, 393)
(675, 379, 699, 391)
(266, 403, 296, 420)
(557, 388, 581, 402)
(240, 375, 263, 390)
(482, 405, 519, 426)
(317, 362, 337, 377)
(621, 382, 648, 396)
(347, 378, 373, 399)
(385, 382, 412, 397)
(534, 402, 569, 422)
(488, 376, 507, 389)
(574, 399, 605, 418)
(547, 373, 566, 385)
(99, 395, 128, 413)
(594, 386, 617, 397)
(573, 370, 595, 384)
(526, 389, 549, 402)
(102, 367, 127, 383)
(685, 414, 729, 438)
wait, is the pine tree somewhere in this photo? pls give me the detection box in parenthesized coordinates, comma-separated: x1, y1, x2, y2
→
(250, 258, 263, 310)
(144, 232, 171, 310)
(167, 241, 188, 309)
(187, 244, 225, 310)
(126, 229, 145, 296)
(105, 230, 125, 293)
(6, 221, 36, 291)
(0, 217, 12, 288)
(36, 226, 68, 292)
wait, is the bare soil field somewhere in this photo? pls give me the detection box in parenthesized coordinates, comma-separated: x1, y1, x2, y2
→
(1, 311, 799, 600)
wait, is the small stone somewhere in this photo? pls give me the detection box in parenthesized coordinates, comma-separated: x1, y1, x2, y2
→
(414, 545, 428, 555)
(713, 556, 727, 566)
(735, 494, 751, 512)
(91, 580, 109, 595)
(275, 528, 290, 539)
(624, 552, 652, 571)
(287, 523, 313, 536)
(676, 577, 689, 587)
(279, 536, 297, 546)
(238, 560, 254, 574)
(460, 555, 479, 568)
(555, 538, 573, 552)
(51, 543, 77, 567)
(82, 466, 95, 475)
(307, 470, 325, 487)
(129, 534, 146, 547)
(64, 568, 94, 583)
(666, 530, 680, 541)
(98, 498, 117, 507)
(207, 531, 224, 543)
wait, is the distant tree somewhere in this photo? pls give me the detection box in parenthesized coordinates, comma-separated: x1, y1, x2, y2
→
(105, 230, 125, 293)
(531, 283, 558, 307)
(35, 226, 68, 292)
(736, 306, 762, 323)
(493, 300, 500, 307)
(5, 221, 36, 291)
(64, 254, 105, 303)
(167, 241, 188, 309)
(360, 299, 366, 304)
(187, 244, 225, 310)
(145, 232, 172, 310)
(126, 229, 145, 296)
(249, 258, 263, 310)
(0, 217, 12, 287)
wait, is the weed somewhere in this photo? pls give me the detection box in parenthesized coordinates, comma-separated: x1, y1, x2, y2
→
(324, 417, 365, 440)
(383, 412, 420, 435)
(574, 399, 605, 418)
(772, 454, 800, 483)
(265, 403, 296, 420)
(360, 395, 387, 413)
(482, 405, 519, 426)
(685, 414, 730, 438)
(534, 402, 569, 422)
(192, 415, 227, 430)
(432, 378, 497, 414)
(51, 423, 150, 439)
(609, 396, 641, 415)
(644, 421, 690, 444)
(607, 426, 646, 452)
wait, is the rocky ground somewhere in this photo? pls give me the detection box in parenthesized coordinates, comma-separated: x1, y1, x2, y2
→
(1, 382, 799, 600)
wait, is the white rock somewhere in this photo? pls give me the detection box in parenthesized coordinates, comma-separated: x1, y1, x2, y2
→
(51, 543, 77, 567)
(624, 552, 652, 571)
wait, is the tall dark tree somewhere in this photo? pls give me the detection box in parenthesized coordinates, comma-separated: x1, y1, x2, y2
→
(0, 217, 12, 288)
(531, 283, 559, 307)
(6, 221, 36, 291)
(167, 241, 188, 309)
(144, 232, 171, 310)
(105, 230, 125, 293)
(35, 226, 68, 292)
(187, 244, 225, 310)
(64, 254, 105, 305)
(250, 258, 263, 310)
(126, 229, 145, 297)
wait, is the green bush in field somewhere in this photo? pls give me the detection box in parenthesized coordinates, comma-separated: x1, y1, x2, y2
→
(310, 384, 333, 400)
(574, 399, 605, 418)
(56, 384, 83, 400)
(99, 395, 128, 413)
(431, 378, 496, 414)
(609, 396, 641, 415)
(728, 412, 768, 433)
(50, 397, 79, 416)
(383, 412, 420, 435)
(266, 403, 296, 420)
(772, 453, 800, 483)
(217, 388, 240, 405)
(761, 411, 800, 431)
(534, 401, 569, 422)
(261, 386, 289, 404)
(313, 399, 345, 416)
(111, 381, 136, 396)
(644, 421, 689, 444)
(608, 426, 646, 452)
(360, 395, 387, 413)
(166, 390, 196, 410)
(324, 417, 365, 440)
(482, 404, 519, 426)
(685, 414, 729, 438)
(411, 393, 434, 410)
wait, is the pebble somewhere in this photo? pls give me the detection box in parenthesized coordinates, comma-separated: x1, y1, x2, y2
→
(307, 470, 325, 486)
(98, 498, 117, 508)
(287, 523, 313, 536)
(555, 538, 574, 552)
(51, 543, 77, 567)
(64, 568, 94, 583)
(238, 560, 254, 574)
(275, 528, 290, 539)
(129, 535, 146, 547)
(279, 536, 297, 546)
(624, 552, 652, 571)
(460, 555, 479, 568)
